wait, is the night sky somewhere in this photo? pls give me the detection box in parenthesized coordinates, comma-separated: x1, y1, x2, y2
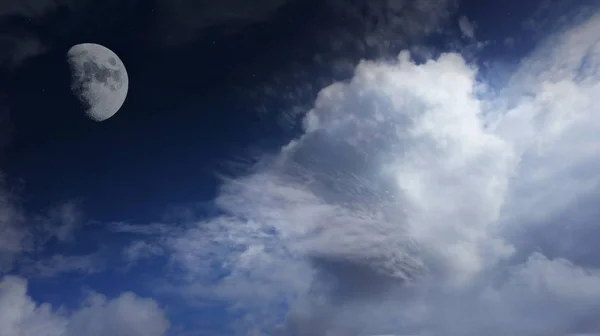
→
(2, 0, 552, 220)
(2, 0, 600, 335)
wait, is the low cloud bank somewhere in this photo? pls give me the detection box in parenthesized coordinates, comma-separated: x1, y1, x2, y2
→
(0, 276, 169, 336)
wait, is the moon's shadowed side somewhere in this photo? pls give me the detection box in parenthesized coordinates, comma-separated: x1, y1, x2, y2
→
(1, 47, 93, 166)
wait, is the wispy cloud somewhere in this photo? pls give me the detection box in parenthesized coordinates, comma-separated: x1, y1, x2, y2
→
(42, 202, 83, 243)
(0, 175, 28, 273)
(122, 240, 164, 265)
(458, 16, 475, 39)
(18, 253, 104, 278)
(0, 183, 95, 278)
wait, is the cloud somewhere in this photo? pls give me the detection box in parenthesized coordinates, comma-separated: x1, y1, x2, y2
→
(121, 8, 600, 336)
(0, 276, 66, 336)
(157, 51, 514, 334)
(0, 175, 29, 274)
(43, 202, 82, 242)
(0, 0, 71, 69)
(66, 290, 170, 336)
(458, 16, 475, 39)
(224, 0, 460, 131)
(0, 275, 169, 336)
(122, 240, 164, 265)
(325, 0, 457, 47)
(25, 202, 84, 247)
(0, 182, 96, 278)
(150, 0, 290, 46)
(19, 253, 104, 278)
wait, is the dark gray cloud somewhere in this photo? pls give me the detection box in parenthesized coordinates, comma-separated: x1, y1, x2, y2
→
(310, 257, 409, 304)
(0, 0, 462, 73)
(150, 0, 291, 46)
(0, 0, 75, 69)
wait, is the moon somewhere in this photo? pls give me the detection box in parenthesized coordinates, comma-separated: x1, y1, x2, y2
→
(67, 43, 129, 122)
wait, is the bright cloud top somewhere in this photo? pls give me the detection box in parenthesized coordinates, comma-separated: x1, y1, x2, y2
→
(139, 10, 600, 336)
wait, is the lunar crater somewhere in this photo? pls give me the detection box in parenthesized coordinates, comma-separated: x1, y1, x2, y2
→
(67, 43, 129, 122)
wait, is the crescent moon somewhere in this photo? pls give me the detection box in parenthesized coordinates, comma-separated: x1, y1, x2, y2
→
(67, 43, 129, 122)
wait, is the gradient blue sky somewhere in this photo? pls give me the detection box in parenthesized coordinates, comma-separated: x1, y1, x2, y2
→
(2, 0, 600, 335)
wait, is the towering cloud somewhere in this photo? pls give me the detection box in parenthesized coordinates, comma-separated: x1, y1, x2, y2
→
(127, 9, 600, 336)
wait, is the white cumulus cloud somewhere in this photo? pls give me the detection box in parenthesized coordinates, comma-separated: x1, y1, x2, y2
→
(0, 276, 170, 336)
(127, 9, 600, 336)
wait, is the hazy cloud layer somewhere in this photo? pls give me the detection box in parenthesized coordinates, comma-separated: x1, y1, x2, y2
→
(123, 9, 600, 336)
(0, 275, 169, 336)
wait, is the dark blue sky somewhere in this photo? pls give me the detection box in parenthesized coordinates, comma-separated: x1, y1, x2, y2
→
(4, 1, 600, 335)
(3, 0, 341, 222)
(2, 0, 550, 223)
